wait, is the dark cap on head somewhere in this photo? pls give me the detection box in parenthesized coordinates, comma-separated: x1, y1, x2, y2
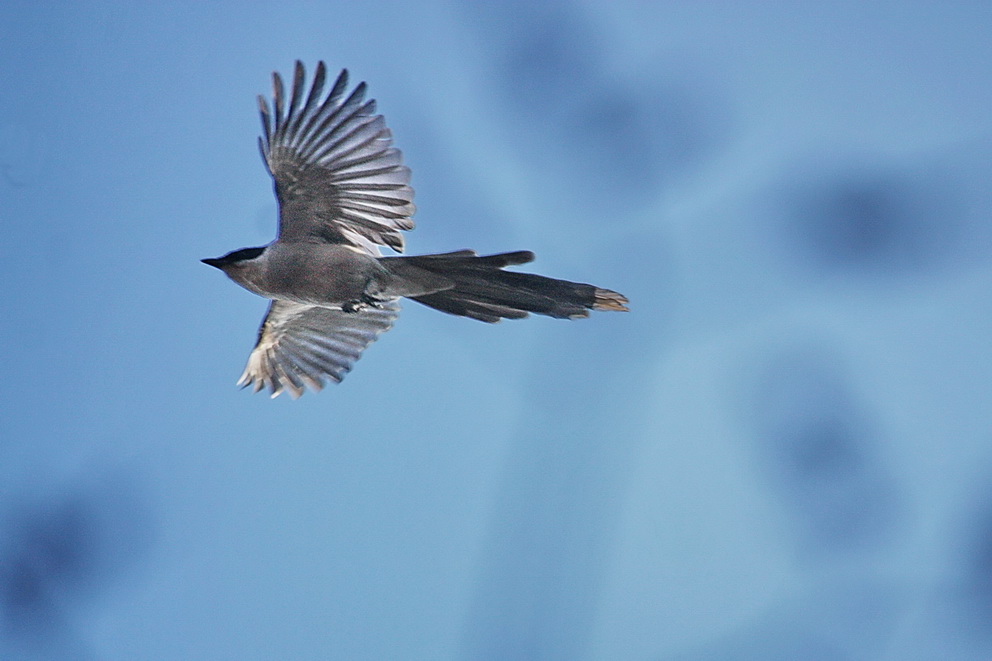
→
(201, 246, 266, 269)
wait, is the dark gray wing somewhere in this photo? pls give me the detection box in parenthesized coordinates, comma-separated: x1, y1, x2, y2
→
(257, 61, 415, 254)
(238, 299, 400, 398)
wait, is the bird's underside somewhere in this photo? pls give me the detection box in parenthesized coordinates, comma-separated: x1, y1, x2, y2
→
(237, 248, 627, 398)
(206, 61, 628, 398)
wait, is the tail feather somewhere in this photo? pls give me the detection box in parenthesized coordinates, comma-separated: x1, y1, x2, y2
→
(389, 250, 628, 323)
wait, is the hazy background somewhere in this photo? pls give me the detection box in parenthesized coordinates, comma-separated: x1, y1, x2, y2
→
(2, 1, 991, 659)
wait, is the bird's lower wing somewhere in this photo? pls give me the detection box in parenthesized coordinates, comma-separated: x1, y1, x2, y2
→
(238, 299, 399, 398)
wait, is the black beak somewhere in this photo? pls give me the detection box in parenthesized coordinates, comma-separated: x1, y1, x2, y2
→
(201, 257, 223, 269)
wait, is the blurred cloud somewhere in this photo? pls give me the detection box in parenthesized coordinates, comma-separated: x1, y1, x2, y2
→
(458, 0, 728, 218)
(0, 472, 151, 660)
(742, 344, 900, 557)
(776, 157, 966, 278)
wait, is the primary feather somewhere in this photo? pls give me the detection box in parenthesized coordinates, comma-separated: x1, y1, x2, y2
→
(258, 61, 415, 253)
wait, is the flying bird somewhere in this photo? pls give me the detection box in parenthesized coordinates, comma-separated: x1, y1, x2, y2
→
(203, 61, 628, 398)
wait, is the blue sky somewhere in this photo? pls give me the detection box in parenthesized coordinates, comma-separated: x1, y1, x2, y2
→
(1, 1, 991, 659)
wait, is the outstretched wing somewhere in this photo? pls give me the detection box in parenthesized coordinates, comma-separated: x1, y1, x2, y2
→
(258, 61, 415, 254)
(238, 299, 400, 398)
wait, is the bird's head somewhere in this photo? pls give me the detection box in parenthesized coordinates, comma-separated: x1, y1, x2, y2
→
(201, 246, 266, 273)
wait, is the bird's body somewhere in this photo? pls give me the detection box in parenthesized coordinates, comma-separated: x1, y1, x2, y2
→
(203, 61, 628, 398)
(213, 242, 390, 306)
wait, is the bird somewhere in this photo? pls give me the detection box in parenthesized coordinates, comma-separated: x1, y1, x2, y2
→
(202, 61, 628, 398)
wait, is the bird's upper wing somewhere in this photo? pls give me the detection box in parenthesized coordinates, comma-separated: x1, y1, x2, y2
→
(258, 61, 415, 254)
(238, 299, 400, 398)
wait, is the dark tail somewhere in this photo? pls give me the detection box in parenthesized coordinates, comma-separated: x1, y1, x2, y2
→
(381, 250, 628, 323)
